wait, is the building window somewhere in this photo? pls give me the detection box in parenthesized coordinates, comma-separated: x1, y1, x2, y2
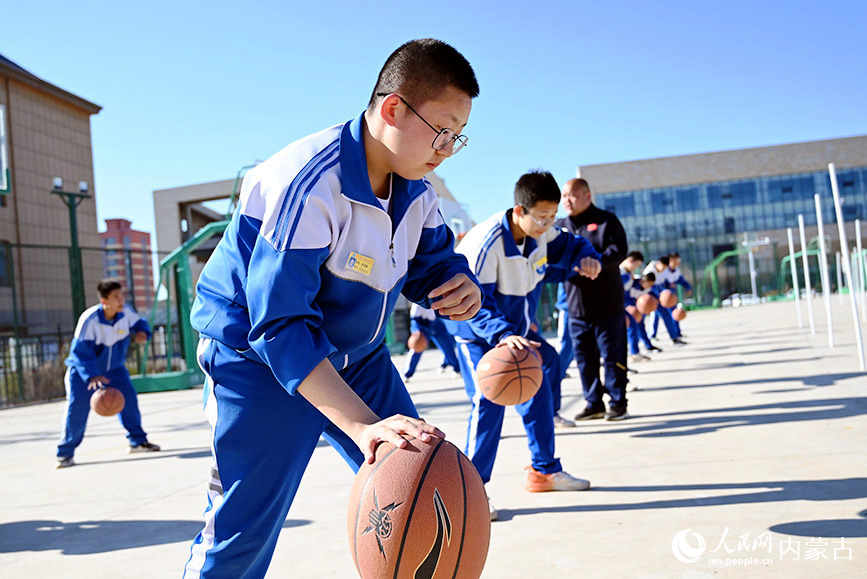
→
(604, 194, 635, 217)
(675, 187, 700, 212)
(0, 242, 10, 287)
(724, 217, 736, 235)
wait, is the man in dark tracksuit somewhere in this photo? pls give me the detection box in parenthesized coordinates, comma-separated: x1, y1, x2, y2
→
(555, 178, 630, 421)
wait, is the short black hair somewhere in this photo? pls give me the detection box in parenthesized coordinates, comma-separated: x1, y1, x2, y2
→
(669, 252, 680, 259)
(514, 170, 560, 209)
(627, 251, 644, 262)
(368, 39, 479, 110)
(659, 256, 671, 266)
(642, 272, 656, 282)
(97, 280, 122, 299)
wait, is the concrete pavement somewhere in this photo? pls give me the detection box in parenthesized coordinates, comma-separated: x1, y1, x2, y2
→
(1, 300, 865, 578)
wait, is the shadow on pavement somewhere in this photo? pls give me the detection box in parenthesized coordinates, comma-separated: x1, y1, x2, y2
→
(513, 396, 867, 440)
(641, 372, 864, 392)
(495, 477, 867, 521)
(770, 517, 867, 538)
(0, 519, 204, 554)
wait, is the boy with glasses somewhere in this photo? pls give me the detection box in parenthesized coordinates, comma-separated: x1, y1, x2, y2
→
(447, 170, 602, 521)
(183, 39, 482, 578)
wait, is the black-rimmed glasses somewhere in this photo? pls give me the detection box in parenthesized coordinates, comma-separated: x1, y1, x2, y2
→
(376, 93, 468, 154)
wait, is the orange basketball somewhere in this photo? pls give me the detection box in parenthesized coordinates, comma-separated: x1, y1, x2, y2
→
(672, 306, 687, 321)
(90, 387, 125, 416)
(407, 332, 428, 354)
(476, 346, 543, 406)
(625, 305, 643, 323)
(348, 437, 490, 579)
(636, 293, 659, 315)
(659, 289, 678, 309)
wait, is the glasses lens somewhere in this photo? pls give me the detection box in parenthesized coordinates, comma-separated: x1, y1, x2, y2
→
(452, 135, 468, 154)
(433, 129, 455, 151)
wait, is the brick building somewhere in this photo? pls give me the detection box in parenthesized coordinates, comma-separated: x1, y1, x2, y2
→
(100, 218, 155, 312)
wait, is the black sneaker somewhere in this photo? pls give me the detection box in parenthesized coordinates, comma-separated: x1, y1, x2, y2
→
(605, 406, 629, 421)
(129, 441, 161, 454)
(672, 338, 688, 346)
(574, 406, 606, 420)
(646, 345, 663, 353)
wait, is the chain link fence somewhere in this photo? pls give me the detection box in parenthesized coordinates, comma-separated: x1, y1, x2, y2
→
(0, 242, 177, 407)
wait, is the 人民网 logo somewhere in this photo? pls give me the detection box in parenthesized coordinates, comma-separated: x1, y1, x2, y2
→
(672, 529, 706, 564)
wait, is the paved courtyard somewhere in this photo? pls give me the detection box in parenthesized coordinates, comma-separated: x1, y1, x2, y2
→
(1, 300, 865, 578)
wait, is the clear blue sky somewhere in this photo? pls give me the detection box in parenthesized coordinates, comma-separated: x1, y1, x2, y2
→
(3, 0, 865, 241)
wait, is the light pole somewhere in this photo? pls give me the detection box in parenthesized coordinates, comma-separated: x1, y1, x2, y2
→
(52, 177, 90, 320)
(639, 236, 651, 260)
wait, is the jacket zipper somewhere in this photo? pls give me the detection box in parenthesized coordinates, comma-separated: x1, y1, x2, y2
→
(369, 210, 392, 344)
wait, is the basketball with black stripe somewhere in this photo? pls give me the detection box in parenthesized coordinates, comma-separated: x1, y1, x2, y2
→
(348, 437, 490, 578)
(475, 345, 543, 406)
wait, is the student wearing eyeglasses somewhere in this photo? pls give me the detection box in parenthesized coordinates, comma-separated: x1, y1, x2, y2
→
(446, 170, 602, 521)
(183, 39, 482, 578)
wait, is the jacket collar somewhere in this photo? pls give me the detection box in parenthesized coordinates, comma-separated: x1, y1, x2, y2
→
(97, 305, 124, 325)
(339, 112, 430, 225)
(500, 210, 538, 258)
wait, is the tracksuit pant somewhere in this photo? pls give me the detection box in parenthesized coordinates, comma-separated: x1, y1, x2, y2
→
(57, 367, 148, 458)
(402, 317, 460, 378)
(454, 330, 562, 484)
(651, 305, 680, 340)
(183, 339, 418, 579)
(556, 309, 573, 382)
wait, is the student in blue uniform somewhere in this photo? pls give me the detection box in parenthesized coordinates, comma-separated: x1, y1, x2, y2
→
(55, 280, 159, 468)
(634, 273, 661, 352)
(554, 283, 573, 381)
(620, 251, 648, 363)
(402, 303, 460, 380)
(182, 39, 483, 579)
(644, 256, 685, 345)
(666, 252, 692, 336)
(447, 170, 602, 521)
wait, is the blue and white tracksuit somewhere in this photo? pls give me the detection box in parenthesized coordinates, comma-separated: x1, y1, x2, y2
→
(57, 304, 151, 458)
(622, 270, 653, 354)
(555, 283, 573, 380)
(183, 112, 478, 579)
(664, 266, 692, 335)
(403, 304, 459, 378)
(447, 211, 600, 484)
(644, 263, 690, 340)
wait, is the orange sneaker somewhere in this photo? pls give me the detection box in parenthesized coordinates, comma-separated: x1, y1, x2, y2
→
(525, 466, 591, 492)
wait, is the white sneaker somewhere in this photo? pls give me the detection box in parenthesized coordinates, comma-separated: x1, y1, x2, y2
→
(629, 354, 650, 363)
(526, 466, 591, 492)
(626, 383, 640, 392)
(553, 413, 576, 428)
(487, 496, 498, 521)
(55, 457, 75, 469)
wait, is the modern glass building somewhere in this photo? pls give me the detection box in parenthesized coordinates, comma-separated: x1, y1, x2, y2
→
(579, 136, 867, 304)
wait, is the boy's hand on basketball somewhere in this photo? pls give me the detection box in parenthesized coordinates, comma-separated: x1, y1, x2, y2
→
(574, 257, 602, 280)
(134, 331, 148, 344)
(87, 376, 110, 390)
(359, 415, 446, 464)
(428, 274, 481, 321)
(497, 335, 541, 351)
